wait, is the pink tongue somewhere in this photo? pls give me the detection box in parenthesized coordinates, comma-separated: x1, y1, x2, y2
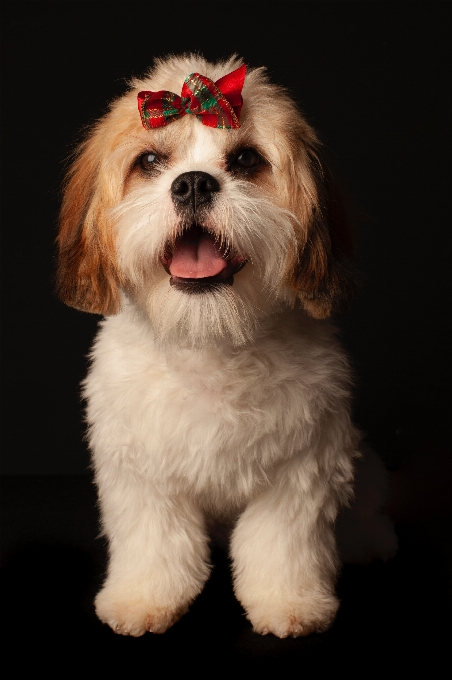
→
(169, 231, 227, 279)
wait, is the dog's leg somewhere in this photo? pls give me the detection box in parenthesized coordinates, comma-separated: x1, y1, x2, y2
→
(94, 476, 210, 636)
(231, 454, 350, 638)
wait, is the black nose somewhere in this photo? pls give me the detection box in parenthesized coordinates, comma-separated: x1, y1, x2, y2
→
(171, 171, 220, 212)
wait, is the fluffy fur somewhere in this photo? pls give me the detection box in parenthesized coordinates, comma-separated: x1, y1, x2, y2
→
(57, 54, 379, 638)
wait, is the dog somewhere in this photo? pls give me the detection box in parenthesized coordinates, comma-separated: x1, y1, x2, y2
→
(57, 54, 374, 638)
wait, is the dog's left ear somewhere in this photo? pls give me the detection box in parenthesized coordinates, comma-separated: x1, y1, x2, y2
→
(286, 136, 356, 319)
(56, 120, 123, 316)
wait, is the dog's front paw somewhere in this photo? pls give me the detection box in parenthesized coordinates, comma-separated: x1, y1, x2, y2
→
(95, 584, 189, 636)
(244, 593, 339, 638)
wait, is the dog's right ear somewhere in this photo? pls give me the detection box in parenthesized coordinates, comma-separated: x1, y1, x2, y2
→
(283, 128, 356, 320)
(56, 124, 122, 315)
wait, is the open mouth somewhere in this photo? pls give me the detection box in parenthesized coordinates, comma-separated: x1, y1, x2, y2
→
(160, 225, 247, 292)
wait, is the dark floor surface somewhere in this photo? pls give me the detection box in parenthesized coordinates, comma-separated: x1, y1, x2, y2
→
(1, 474, 450, 671)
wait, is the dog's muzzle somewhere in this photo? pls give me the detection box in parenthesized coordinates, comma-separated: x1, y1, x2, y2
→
(162, 172, 247, 293)
(171, 171, 220, 212)
(160, 225, 247, 293)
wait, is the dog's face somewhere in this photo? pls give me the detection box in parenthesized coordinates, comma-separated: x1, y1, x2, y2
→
(57, 55, 353, 346)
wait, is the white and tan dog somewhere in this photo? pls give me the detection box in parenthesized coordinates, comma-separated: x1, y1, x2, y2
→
(57, 54, 364, 638)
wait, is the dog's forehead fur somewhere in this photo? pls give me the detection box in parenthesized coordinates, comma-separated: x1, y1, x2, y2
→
(103, 54, 318, 175)
(130, 53, 244, 95)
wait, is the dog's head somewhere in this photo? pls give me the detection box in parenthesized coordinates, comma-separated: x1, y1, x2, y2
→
(57, 54, 354, 346)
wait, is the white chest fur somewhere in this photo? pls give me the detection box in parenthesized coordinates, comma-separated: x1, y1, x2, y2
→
(84, 305, 354, 511)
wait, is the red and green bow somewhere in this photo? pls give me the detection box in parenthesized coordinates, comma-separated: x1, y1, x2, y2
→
(137, 64, 246, 130)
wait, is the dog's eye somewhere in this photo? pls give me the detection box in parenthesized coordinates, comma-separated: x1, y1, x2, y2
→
(234, 149, 261, 168)
(139, 152, 158, 171)
(228, 148, 262, 174)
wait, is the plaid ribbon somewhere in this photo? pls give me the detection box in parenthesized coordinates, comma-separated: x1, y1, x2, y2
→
(138, 64, 246, 130)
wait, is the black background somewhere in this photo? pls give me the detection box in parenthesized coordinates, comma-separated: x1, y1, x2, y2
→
(1, 0, 451, 667)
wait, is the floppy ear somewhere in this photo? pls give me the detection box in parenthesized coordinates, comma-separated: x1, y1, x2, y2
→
(287, 137, 356, 319)
(56, 124, 122, 315)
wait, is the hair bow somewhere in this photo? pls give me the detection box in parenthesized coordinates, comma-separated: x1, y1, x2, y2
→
(138, 64, 246, 130)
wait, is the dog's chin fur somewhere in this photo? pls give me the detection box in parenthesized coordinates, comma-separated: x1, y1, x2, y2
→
(56, 54, 395, 639)
(142, 277, 274, 349)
